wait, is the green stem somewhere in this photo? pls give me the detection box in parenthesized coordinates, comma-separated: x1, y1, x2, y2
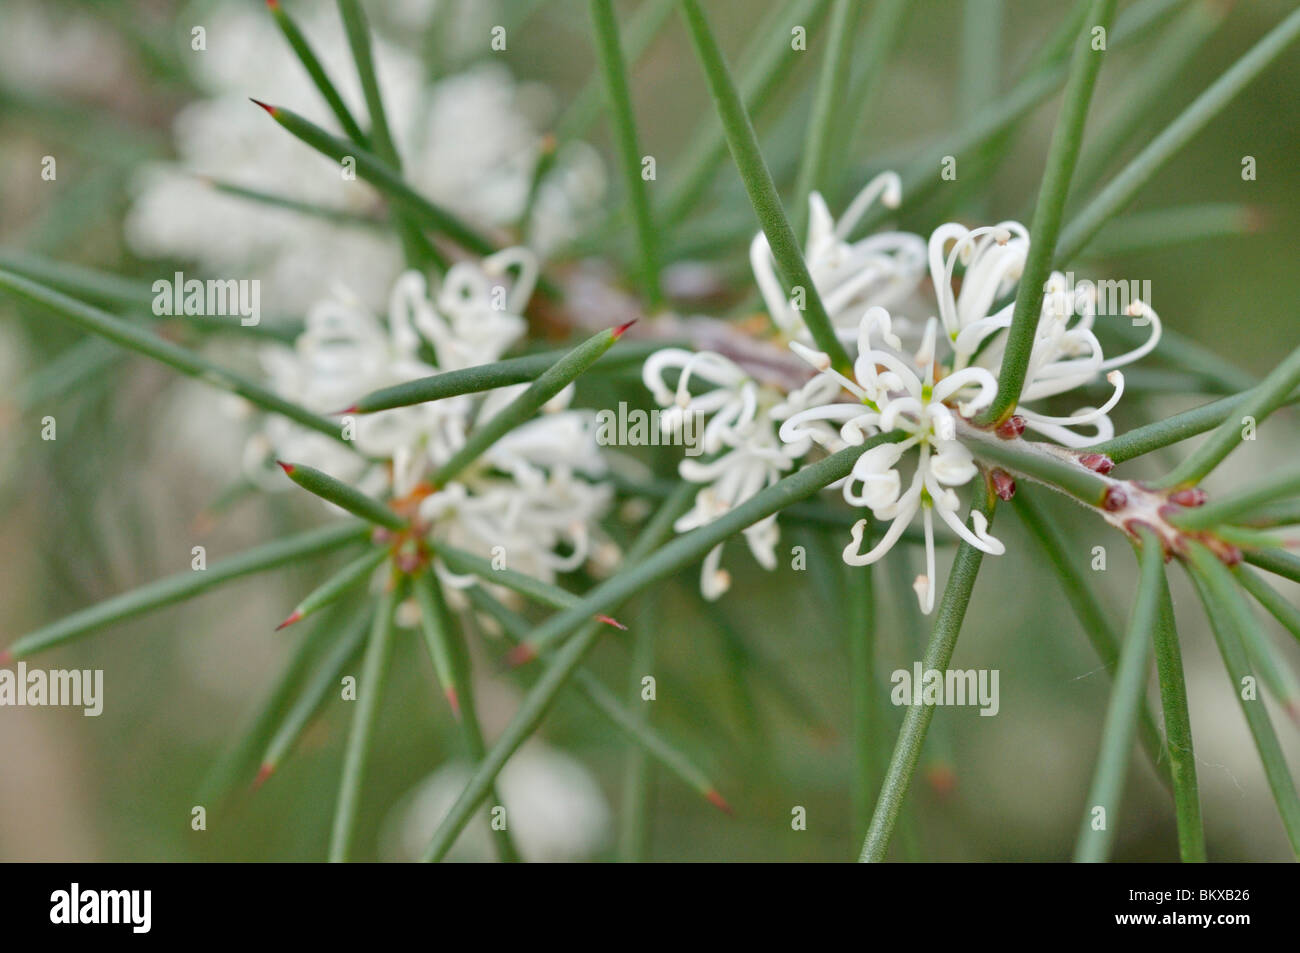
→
(1057, 5, 1300, 263)
(978, 0, 1117, 426)
(858, 491, 997, 862)
(589, 0, 662, 308)
(1073, 527, 1161, 863)
(678, 0, 851, 373)
(847, 559, 877, 851)
(960, 428, 1112, 506)
(4, 522, 366, 660)
(328, 575, 402, 862)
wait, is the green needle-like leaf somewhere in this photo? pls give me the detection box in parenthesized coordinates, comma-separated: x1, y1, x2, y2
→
(411, 570, 463, 718)
(1186, 544, 1300, 857)
(206, 177, 383, 228)
(1070, 1, 1225, 196)
(679, 0, 851, 373)
(200, 601, 358, 805)
(269, 0, 369, 146)
(276, 545, 389, 631)
(1083, 203, 1257, 258)
(660, 0, 828, 229)
(1245, 548, 1300, 587)
(1014, 487, 1171, 788)
(977, 0, 1117, 426)
(1156, 342, 1300, 488)
(278, 462, 405, 530)
(1171, 469, 1300, 531)
(260, 606, 373, 779)
(1089, 387, 1300, 464)
(1238, 566, 1300, 649)
(858, 490, 997, 862)
(345, 340, 667, 414)
(791, 0, 862, 228)
(328, 575, 402, 862)
(589, 0, 661, 308)
(1150, 569, 1205, 862)
(421, 484, 696, 861)
(1057, 5, 1300, 263)
(0, 268, 348, 445)
(467, 585, 729, 812)
(431, 323, 633, 485)
(1073, 527, 1161, 863)
(251, 100, 495, 257)
(3, 521, 367, 661)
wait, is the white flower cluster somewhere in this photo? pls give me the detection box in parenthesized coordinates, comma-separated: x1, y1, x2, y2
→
(645, 175, 1162, 611)
(125, 3, 604, 311)
(252, 247, 613, 588)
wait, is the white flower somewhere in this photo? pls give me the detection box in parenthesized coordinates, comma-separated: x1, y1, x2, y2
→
(781, 311, 1005, 613)
(253, 252, 613, 586)
(750, 172, 926, 344)
(927, 222, 1161, 447)
(642, 346, 838, 599)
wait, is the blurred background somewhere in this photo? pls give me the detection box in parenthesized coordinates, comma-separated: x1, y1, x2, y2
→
(1, 0, 1298, 861)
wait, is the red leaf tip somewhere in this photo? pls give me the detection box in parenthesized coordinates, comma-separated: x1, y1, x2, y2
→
(595, 614, 627, 631)
(266, 0, 279, 9)
(0, 650, 13, 667)
(504, 643, 538, 669)
(276, 460, 296, 476)
(704, 788, 733, 815)
(252, 763, 274, 791)
(275, 610, 302, 632)
(249, 98, 278, 116)
(336, 404, 359, 416)
(612, 319, 638, 339)
(445, 687, 461, 720)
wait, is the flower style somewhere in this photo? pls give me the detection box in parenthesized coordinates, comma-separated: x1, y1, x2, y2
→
(781, 310, 1005, 613)
(750, 172, 927, 345)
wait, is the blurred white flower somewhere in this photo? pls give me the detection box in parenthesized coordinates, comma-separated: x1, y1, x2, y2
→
(380, 743, 612, 862)
(125, 6, 602, 311)
(0, 1, 130, 98)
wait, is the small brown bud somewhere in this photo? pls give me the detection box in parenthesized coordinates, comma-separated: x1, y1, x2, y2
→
(1169, 487, 1207, 507)
(991, 468, 1016, 501)
(1079, 453, 1114, 474)
(995, 415, 1026, 439)
(1103, 486, 1127, 512)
